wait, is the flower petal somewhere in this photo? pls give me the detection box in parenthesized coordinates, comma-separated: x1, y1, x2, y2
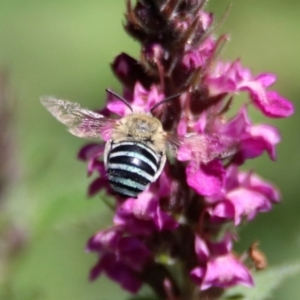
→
(227, 188, 271, 225)
(186, 161, 225, 196)
(200, 254, 254, 290)
(96, 254, 142, 293)
(249, 89, 294, 118)
(195, 235, 210, 263)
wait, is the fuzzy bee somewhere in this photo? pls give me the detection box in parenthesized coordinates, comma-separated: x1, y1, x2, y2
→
(41, 90, 236, 198)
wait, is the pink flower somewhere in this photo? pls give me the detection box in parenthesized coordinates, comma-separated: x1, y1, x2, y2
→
(206, 60, 294, 118)
(107, 83, 165, 116)
(191, 234, 253, 290)
(112, 53, 153, 90)
(78, 143, 105, 175)
(78, 144, 113, 196)
(219, 107, 281, 163)
(191, 254, 254, 290)
(207, 167, 280, 225)
(190, 233, 253, 290)
(114, 190, 178, 236)
(89, 253, 143, 293)
(70, 1, 294, 297)
(186, 160, 225, 196)
(86, 228, 151, 293)
(38, 0, 293, 295)
(182, 37, 216, 70)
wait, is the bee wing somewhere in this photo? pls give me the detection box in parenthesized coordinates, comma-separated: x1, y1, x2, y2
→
(167, 133, 237, 164)
(40, 96, 116, 140)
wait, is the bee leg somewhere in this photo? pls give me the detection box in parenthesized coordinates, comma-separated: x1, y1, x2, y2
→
(103, 140, 113, 170)
(153, 153, 166, 182)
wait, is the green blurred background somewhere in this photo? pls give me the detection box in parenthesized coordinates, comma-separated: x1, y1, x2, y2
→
(0, 0, 299, 299)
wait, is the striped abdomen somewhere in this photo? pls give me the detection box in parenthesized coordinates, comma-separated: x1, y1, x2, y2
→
(107, 141, 161, 198)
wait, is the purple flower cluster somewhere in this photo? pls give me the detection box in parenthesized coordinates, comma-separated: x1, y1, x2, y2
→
(80, 1, 293, 299)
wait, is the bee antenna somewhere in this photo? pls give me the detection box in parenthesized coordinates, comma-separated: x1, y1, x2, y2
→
(105, 89, 133, 113)
(150, 93, 181, 113)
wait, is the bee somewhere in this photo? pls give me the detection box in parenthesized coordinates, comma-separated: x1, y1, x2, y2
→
(40, 90, 236, 198)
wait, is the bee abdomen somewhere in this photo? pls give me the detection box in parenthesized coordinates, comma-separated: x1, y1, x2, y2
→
(107, 142, 160, 198)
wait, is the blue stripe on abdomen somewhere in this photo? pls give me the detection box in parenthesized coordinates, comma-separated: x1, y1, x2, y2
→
(107, 141, 160, 198)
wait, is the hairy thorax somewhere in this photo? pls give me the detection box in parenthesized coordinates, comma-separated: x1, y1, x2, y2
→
(112, 113, 166, 153)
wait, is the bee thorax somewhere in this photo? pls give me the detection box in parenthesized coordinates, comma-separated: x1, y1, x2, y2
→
(112, 113, 166, 152)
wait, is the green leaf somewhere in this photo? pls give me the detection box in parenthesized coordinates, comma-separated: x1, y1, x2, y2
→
(223, 262, 300, 300)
